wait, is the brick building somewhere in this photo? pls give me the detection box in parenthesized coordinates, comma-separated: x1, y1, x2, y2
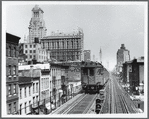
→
(6, 33, 20, 114)
(41, 29, 84, 62)
(19, 43, 50, 63)
(122, 57, 144, 94)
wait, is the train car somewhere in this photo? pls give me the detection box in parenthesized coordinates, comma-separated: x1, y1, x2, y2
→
(81, 61, 109, 94)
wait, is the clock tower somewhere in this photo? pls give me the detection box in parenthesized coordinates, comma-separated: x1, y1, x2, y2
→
(28, 5, 47, 43)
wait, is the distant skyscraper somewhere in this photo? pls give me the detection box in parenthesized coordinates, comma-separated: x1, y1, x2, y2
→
(28, 5, 47, 43)
(117, 44, 130, 72)
(99, 48, 102, 64)
(93, 55, 95, 61)
(84, 50, 91, 61)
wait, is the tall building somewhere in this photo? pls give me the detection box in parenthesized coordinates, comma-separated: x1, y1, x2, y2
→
(41, 29, 84, 61)
(6, 33, 20, 114)
(84, 50, 91, 61)
(28, 5, 47, 43)
(117, 44, 130, 72)
(19, 5, 50, 63)
(99, 48, 102, 64)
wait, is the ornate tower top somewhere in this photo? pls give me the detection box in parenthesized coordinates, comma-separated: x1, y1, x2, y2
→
(28, 5, 47, 43)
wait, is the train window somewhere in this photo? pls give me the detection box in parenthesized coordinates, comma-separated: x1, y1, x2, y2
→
(90, 69, 94, 76)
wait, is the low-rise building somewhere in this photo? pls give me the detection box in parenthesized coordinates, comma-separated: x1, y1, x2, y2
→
(18, 77, 32, 115)
(19, 43, 50, 63)
(18, 63, 51, 114)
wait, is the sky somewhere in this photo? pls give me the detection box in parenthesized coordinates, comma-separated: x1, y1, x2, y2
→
(3, 1, 147, 71)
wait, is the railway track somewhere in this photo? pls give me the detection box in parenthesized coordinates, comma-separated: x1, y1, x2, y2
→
(100, 80, 110, 113)
(62, 94, 97, 114)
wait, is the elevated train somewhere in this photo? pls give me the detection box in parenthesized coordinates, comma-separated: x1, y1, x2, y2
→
(81, 61, 109, 94)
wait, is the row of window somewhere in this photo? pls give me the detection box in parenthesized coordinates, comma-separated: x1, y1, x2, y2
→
(25, 50, 36, 53)
(19, 100, 31, 115)
(6, 46, 18, 57)
(42, 44, 80, 49)
(7, 84, 17, 96)
(7, 65, 17, 76)
(25, 44, 36, 48)
(51, 52, 80, 55)
(51, 55, 80, 61)
(20, 83, 38, 99)
(8, 102, 17, 114)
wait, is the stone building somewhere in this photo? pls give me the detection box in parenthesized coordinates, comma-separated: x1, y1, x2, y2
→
(117, 44, 130, 73)
(28, 5, 47, 43)
(41, 29, 84, 62)
(6, 33, 20, 114)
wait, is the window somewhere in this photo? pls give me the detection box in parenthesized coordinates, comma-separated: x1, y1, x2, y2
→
(33, 83, 35, 93)
(8, 104, 11, 114)
(25, 102, 26, 114)
(25, 50, 28, 53)
(36, 96, 38, 102)
(36, 83, 38, 93)
(13, 84, 16, 94)
(13, 102, 16, 113)
(25, 45, 27, 48)
(30, 55, 32, 58)
(25, 87, 26, 97)
(33, 97, 35, 104)
(8, 46, 11, 57)
(20, 88, 22, 99)
(13, 66, 16, 75)
(8, 65, 11, 75)
(13, 47, 16, 57)
(34, 45, 36, 48)
(30, 50, 32, 53)
(62, 41, 64, 49)
(33, 50, 36, 53)
(20, 104, 22, 115)
(57, 42, 59, 49)
(30, 45, 32, 48)
(8, 84, 11, 96)
(29, 86, 31, 96)
(67, 41, 69, 49)
(29, 101, 31, 111)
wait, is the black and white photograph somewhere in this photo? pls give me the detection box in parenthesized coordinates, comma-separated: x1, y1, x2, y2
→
(2, 1, 148, 118)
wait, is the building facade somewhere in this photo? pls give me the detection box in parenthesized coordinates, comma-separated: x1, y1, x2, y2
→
(122, 57, 144, 94)
(19, 43, 50, 63)
(18, 63, 50, 114)
(28, 5, 47, 43)
(84, 50, 91, 61)
(18, 77, 32, 115)
(6, 33, 20, 114)
(41, 29, 84, 62)
(117, 44, 130, 73)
